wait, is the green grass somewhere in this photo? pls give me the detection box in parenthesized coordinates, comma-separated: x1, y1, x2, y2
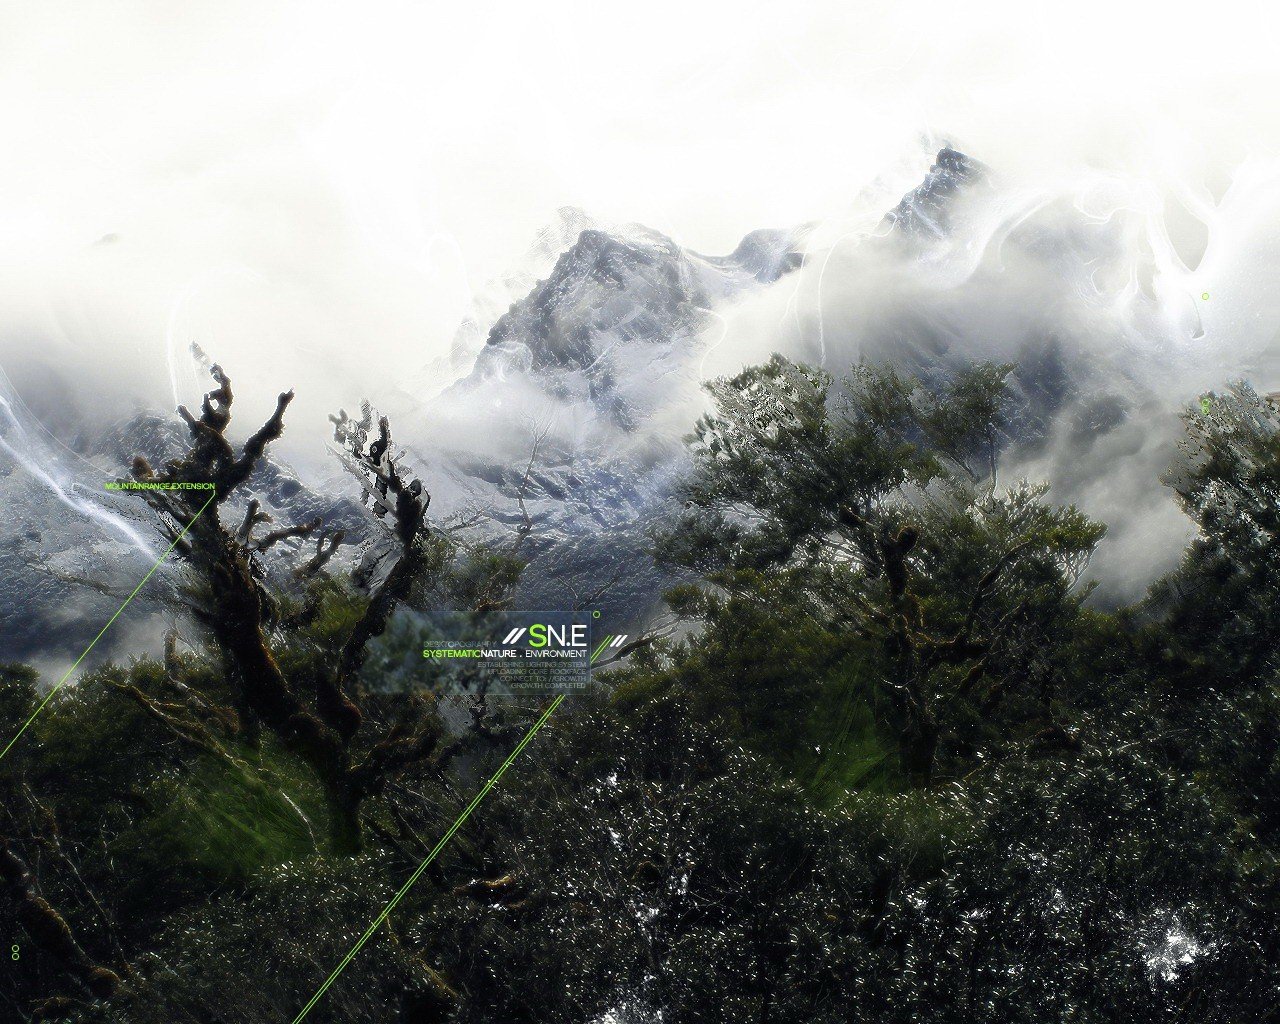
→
(792, 660, 900, 805)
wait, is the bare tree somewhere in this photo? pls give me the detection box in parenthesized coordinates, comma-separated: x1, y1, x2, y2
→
(125, 364, 447, 853)
(0, 835, 120, 1001)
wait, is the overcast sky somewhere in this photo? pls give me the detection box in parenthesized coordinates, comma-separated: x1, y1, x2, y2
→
(1, 0, 1279, 434)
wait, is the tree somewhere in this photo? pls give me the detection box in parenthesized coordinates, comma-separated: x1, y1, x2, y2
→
(123, 364, 449, 853)
(654, 357, 1103, 784)
(1145, 383, 1280, 848)
(4, 358, 1278, 1023)
(1158, 381, 1280, 686)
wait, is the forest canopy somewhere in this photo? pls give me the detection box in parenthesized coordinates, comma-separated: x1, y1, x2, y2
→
(1, 358, 1278, 1023)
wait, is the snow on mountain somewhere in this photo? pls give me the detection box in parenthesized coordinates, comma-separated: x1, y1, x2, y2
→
(0, 400, 372, 664)
(883, 146, 989, 239)
(412, 206, 601, 391)
(456, 219, 805, 429)
(400, 215, 808, 626)
(2, 149, 996, 659)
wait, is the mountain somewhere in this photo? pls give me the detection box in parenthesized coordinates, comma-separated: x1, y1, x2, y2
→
(412, 207, 601, 389)
(883, 146, 989, 238)
(399, 216, 810, 626)
(455, 220, 805, 430)
(88, 413, 373, 549)
(0, 405, 372, 664)
(2, 149, 985, 659)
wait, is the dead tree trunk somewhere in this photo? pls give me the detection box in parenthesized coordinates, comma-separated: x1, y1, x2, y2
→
(129, 362, 443, 854)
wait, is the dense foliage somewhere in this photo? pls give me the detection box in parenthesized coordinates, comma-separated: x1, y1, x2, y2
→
(1, 361, 1277, 1023)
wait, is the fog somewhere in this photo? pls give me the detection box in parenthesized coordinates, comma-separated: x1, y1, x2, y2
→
(2, 0, 1280, 595)
(706, 158, 1280, 595)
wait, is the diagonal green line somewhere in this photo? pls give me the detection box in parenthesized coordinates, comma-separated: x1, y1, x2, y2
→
(0, 490, 216, 764)
(289, 692, 566, 1024)
(590, 636, 612, 664)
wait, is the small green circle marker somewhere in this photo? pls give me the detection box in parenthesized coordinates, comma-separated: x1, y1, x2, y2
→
(1201, 292, 1210, 301)
(592, 610, 601, 619)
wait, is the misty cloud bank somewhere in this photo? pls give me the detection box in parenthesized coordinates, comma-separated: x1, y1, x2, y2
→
(707, 149, 1280, 597)
(5, 139, 1280, 613)
(391, 143, 1280, 603)
(3, 1, 1280, 626)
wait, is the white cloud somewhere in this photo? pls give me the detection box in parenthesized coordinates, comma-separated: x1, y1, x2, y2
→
(2, 0, 1280, 555)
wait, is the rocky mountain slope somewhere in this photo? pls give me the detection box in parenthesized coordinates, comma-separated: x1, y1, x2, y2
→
(0, 406, 371, 663)
(1, 149, 991, 663)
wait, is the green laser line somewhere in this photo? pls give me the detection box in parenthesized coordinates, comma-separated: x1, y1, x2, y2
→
(0, 490, 216, 764)
(290, 692, 566, 1024)
(590, 635, 612, 663)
